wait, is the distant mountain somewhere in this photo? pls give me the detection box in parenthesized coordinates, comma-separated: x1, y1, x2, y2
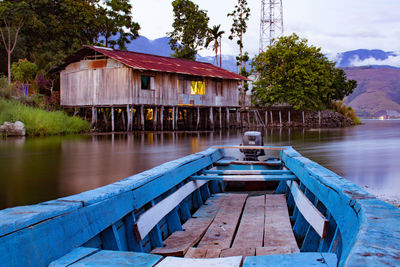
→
(344, 67, 400, 117)
(126, 36, 241, 73)
(126, 36, 173, 57)
(126, 37, 400, 117)
(334, 49, 399, 69)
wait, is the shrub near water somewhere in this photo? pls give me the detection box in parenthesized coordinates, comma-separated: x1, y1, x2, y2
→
(0, 99, 90, 135)
(332, 101, 361, 124)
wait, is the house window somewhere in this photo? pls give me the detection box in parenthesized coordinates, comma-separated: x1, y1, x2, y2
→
(190, 81, 205, 95)
(141, 75, 155, 90)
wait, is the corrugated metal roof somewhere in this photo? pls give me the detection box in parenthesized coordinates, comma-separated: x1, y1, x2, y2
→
(86, 46, 249, 81)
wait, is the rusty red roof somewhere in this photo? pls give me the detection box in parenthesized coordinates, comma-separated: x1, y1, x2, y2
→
(82, 46, 248, 81)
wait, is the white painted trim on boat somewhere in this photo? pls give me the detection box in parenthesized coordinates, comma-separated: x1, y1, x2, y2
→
(135, 180, 208, 240)
(286, 180, 328, 238)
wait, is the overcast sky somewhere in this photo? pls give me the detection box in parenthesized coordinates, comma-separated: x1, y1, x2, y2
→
(133, 0, 400, 58)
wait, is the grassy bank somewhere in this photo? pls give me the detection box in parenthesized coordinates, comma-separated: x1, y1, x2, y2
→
(332, 101, 362, 124)
(0, 98, 90, 135)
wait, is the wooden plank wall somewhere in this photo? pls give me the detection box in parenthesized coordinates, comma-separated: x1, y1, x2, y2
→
(60, 58, 239, 107)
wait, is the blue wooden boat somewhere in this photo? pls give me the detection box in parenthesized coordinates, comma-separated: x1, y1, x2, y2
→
(1, 142, 400, 266)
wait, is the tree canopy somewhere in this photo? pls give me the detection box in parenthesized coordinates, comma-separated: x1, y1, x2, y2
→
(168, 0, 210, 60)
(227, 0, 250, 70)
(0, 0, 140, 75)
(251, 34, 357, 110)
(98, 0, 140, 50)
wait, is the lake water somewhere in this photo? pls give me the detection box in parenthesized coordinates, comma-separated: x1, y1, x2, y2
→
(1, 119, 399, 209)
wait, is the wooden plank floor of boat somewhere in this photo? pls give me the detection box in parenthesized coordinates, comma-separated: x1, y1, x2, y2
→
(151, 192, 300, 258)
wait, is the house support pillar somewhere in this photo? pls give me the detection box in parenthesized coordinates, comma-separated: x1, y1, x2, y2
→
(91, 106, 97, 128)
(209, 107, 214, 130)
(196, 107, 200, 130)
(111, 107, 115, 132)
(279, 110, 282, 127)
(153, 106, 158, 131)
(140, 105, 144, 131)
(226, 107, 230, 128)
(160, 106, 164, 131)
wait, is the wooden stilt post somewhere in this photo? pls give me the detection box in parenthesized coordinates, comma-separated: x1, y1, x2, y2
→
(140, 105, 144, 131)
(288, 110, 291, 126)
(172, 106, 176, 131)
(160, 106, 164, 131)
(121, 107, 126, 130)
(126, 105, 130, 131)
(279, 110, 282, 127)
(270, 111, 273, 126)
(265, 110, 268, 126)
(247, 111, 250, 128)
(196, 107, 200, 130)
(103, 108, 109, 130)
(302, 111, 305, 126)
(153, 106, 158, 131)
(111, 107, 115, 132)
(176, 106, 179, 130)
(236, 109, 240, 128)
(226, 107, 230, 129)
(91, 106, 97, 128)
(209, 107, 214, 130)
(219, 107, 222, 129)
(318, 111, 321, 127)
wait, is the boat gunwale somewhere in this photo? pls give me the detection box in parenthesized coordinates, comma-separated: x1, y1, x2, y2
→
(281, 147, 400, 266)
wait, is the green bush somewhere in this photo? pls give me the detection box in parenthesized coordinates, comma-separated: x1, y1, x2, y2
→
(0, 98, 90, 135)
(0, 75, 12, 98)
(332, 101, 361, 124)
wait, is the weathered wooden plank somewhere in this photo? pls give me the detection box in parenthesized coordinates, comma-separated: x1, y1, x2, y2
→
(220, 248, 255, 257)
(135, 180, 208, 240)
(262, 194, 299, 255)
(156, 256, 242, 267)
(197, 194, 247, 249)
(201, 170, 292, 175)
(286, 180, 328, 238)
(61, 250, 163, 267)
(232, 195, 265, 248)
(151, 194, 226, 257)
(205, 248, 221, 258)
(191, 174, 296, 182)
(49, 247, 99, 267)
(212, 145, 287, 150)
(243, 252, 338, 267)
(184, 248, 207, 258)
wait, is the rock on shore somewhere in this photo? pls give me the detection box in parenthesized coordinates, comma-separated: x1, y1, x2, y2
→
(0, 121, 26, 136)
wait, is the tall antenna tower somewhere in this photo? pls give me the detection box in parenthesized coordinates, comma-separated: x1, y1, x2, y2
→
(260, 0, 284, 51)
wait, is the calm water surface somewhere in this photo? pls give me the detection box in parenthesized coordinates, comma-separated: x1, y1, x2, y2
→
(1, 119, 399, 209)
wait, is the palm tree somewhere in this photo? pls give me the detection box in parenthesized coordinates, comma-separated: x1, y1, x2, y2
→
(205, 25, 225, 67)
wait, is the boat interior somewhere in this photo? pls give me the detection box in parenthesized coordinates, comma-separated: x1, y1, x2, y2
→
(48, 147, 338, 266)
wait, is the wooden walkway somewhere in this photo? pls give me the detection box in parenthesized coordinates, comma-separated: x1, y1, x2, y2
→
(150, 193, 300, 258)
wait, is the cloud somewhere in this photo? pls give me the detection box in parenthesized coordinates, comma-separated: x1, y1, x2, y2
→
(348, 53, 400, 67)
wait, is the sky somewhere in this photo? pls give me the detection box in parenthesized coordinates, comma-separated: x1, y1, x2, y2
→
(133, 0, 400, 59)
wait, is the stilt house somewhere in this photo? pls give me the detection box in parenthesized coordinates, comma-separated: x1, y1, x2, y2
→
(59, 46, 248, 108)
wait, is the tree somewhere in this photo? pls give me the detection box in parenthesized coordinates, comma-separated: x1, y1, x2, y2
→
(227, 0, 250, 70)
(11, 59, 38, 84)
(205, 25, 225, 67)
(168, 0, 210, 60)
(0, 1, 31, 84)
(98, 0, 140, 50)
(0, 0, 140, 74)
(251, 34, 357, 110)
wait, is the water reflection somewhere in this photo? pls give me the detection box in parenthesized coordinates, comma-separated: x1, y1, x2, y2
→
(1, 120, 400, 209)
